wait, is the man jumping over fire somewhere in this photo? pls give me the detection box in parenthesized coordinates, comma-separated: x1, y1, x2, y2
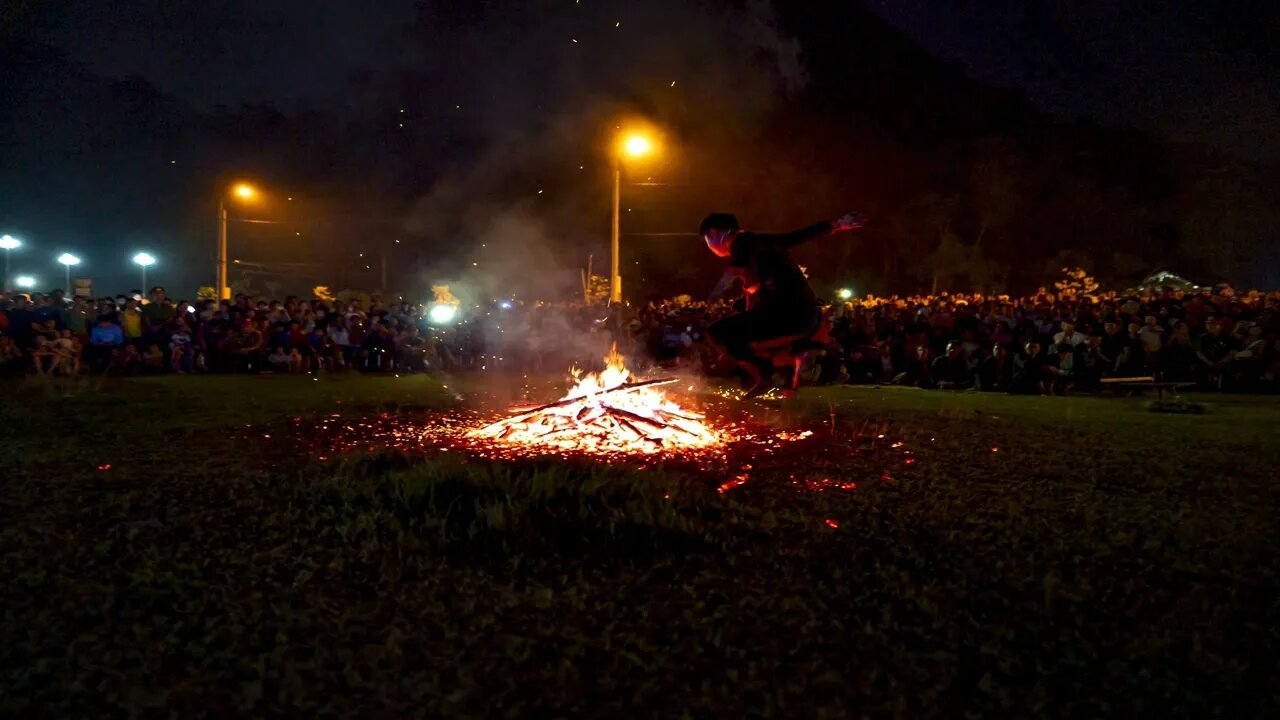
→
(701, 211, 865, 398)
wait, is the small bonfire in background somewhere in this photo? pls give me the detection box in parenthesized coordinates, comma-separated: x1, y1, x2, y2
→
(470, 345, 723, 455)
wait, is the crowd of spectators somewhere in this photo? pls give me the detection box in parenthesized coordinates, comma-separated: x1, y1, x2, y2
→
(1, 284, 1278, 394)
(623, 288, 1280, 394)
(0, 287, 445, 378)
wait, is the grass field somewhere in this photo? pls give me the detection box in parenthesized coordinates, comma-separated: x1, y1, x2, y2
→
(3, 374, 1279, 717)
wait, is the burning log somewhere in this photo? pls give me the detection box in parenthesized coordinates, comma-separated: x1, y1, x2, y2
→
(500, 377, 679, 422)
(469, 345, 723, 455)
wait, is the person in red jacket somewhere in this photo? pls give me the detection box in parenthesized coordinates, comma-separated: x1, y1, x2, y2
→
(701, 211, 865, 397)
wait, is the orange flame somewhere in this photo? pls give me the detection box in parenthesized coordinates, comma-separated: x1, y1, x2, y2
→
(471, 344, 724, 455)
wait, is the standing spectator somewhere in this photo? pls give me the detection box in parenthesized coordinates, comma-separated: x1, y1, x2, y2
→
(1098, 320, 1127, 376)
(1195, 317, 1236, 390)
(142, 286, 172, 327)
(328, 317, 352, 369)
(120, 299, 144, 345)
(1161, 321, 1198, 382)
(1137, 316, 1165, 370)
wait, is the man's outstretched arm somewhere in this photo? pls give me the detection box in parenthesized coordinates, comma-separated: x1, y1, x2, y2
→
(758, 213, 865, 248)
(708, 268, 741, 301)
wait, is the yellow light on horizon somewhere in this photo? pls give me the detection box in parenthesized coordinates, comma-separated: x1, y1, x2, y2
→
(621, 133, 654, 159)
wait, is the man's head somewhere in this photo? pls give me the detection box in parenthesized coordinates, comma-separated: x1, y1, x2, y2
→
(699, 213, 739, 258)
(1104, 320, 1120, 335)
(1205, 317, 1224, 335)
(150, 286, 167, 303)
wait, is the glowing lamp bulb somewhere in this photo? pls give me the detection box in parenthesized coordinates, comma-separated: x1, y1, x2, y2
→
(233, 184, 255, 199)
(428, 304, 458, 324)
(622, 134, 652, 158)
(15, 275, 36, 289)
(837, 288, 854, 300)
(57, 253, 80, 266)
(133, 252, 156, 267)
(0, 235, 19, 250)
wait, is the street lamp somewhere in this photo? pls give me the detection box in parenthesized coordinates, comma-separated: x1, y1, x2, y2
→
(15, 275, 36, 290)
(56, 252, 80, 293)
(0, 234, 20, 291)
(610, 129, 657, 304)
(133, 252, 156, 291)
(837, 288, 854, 301)
(218, 183, 258, 300)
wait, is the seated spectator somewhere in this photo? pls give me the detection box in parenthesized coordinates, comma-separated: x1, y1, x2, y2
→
(979, 343, 1014, 392)
(287, 347, 305, 373)
(32, 335, 60, 375)
(87, 315, 125, 373)
(927, 342, 973, 390)
(267, 346, 292, 373)
(232, 319, 265, 372)
(56, 329, 81, 375)
(169, 320, 194, 373)
(0, 335, 25, 377)
(1010, 341, 1048, 395)
(1047, 342, 1077, 395)
(117, 343, 142, 375)
(140, 343, 164, 373)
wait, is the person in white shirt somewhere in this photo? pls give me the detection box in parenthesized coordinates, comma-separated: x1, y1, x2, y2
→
(1051, 321, 1086, 353)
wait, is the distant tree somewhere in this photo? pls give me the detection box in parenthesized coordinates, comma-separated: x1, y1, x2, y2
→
(336, 289, 372, 309)
(1053, 267, 1100, 298)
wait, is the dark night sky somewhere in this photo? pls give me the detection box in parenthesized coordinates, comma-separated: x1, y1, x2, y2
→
(22, 0, 420, 106)
(870, 0, 1280, 163)
(3, 0, 1278, 294)
(22, 0, 1278, 160)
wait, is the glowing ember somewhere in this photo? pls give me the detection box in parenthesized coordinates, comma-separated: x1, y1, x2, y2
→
(470, 345, 725, 455)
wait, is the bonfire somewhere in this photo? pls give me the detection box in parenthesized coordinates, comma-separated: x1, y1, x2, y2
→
(470, 345, 724, 455)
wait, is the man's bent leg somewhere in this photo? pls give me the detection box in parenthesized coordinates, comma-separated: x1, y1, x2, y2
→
(708, 310, 800, 394)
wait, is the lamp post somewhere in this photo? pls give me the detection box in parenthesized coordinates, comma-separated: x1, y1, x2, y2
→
(57, 252, 80, 294)
(610, 131, 656, 304)
(0, 234, 19, 291)
(133, 252, 156, 292)
(218, 183, 257, 300)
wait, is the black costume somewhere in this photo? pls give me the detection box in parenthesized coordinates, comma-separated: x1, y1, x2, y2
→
(707, 221, 834, 374)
